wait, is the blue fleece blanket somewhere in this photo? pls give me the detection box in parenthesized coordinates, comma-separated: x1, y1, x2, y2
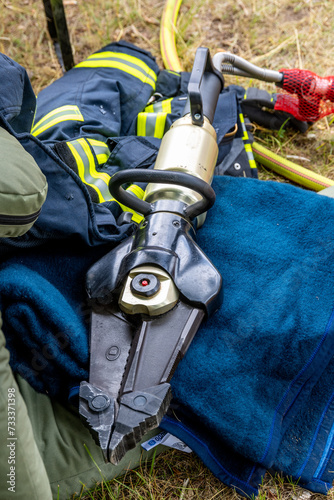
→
(1, 176, 334, 496)
(0, 245, 107, 398)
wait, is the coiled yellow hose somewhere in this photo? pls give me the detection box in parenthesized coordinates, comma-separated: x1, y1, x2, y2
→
(159, 0, 334, 191)
(160, 0, 183, 72)
(252, 142, 334, 191)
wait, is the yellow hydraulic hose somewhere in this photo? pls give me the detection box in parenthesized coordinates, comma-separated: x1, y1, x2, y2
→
(159, 0, 333, 191)
(252, 142, 334, 191)
(160, 0, 183, 72)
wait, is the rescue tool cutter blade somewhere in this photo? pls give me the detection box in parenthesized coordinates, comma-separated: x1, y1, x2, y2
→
(79, 213, 221, 464)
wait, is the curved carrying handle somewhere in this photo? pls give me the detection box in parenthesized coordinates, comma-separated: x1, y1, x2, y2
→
(109, 169, 216, 220)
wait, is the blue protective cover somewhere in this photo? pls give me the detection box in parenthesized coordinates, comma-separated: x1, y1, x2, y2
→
(161, 175, 334, 496)
(1, 175, 334, 495)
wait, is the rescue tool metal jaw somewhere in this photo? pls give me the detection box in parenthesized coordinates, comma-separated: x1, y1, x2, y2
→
(79, 47, 224, 465)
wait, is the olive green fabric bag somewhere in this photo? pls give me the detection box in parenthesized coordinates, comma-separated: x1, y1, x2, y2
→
(0, 127, 47, 237)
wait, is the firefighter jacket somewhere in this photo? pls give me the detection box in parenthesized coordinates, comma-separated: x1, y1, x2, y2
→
(0, 41, 257, 255)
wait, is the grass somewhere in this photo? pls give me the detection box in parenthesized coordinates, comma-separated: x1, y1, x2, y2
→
(68, 448, 334, 499)
(3, 0, 334, 498)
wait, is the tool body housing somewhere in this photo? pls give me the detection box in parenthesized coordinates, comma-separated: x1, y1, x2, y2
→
(79, 47, 224, 464)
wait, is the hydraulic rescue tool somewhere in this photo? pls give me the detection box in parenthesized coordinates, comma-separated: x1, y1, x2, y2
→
(79, 47, 224, 464)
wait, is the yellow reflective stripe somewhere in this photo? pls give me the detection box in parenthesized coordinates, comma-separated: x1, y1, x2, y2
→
(87, 138, 110, 165)
(161, 98, 172, 113)
(154, 112, 167, 138)
(249, 159, 257, 169)
(67, 141, 104, 203)
(239, 113, 249, 141)
(67, 138, 109, 202)
(144, 103, 154, 113)
(137, 113, 147, 136)
(78, 138, 110, 185)
(68, 138, 143, 221)
(32, 113, 84, 136)
(75, 52, 157, 89)
(145, 97, 173, 113)
(117, 185, 144, 223)
(32, 105, 84, 136)
(239, 113, 257, 170)
(166, 69, 181, 77)
(126, 185, 145, 199)
(75, 60, 156, 89)
(96, 153, 109, 164)
(137, 98, 173, 138)
(87, 138, 108, 148)
(137, 112, 168, 138)
(87, 51, 157, 83)
(33, 105, 82, 127)
(245, 143, 257, 169)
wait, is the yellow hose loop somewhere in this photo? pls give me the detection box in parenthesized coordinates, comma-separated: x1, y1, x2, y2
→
(160, 0, 184, 71)
(160, 0, 333, 191)
(252, 142, 334, 192)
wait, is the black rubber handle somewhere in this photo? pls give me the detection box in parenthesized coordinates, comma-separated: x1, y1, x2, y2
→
(184, 47, 224, 126)
(109, 169, 216, 220)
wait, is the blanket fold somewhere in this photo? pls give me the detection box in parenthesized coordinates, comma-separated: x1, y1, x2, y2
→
(0, 244, 108, 398)
(0, 263, 88, 396)
(2, 176, 334, 496)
